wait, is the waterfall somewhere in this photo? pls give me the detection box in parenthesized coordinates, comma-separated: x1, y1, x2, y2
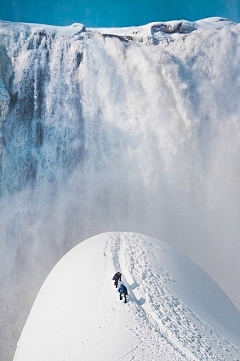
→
(0, 19, 240, 360)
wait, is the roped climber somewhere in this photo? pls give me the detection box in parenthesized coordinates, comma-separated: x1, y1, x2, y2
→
(112, 272, 122, 288)
(118, 284, 128, 303)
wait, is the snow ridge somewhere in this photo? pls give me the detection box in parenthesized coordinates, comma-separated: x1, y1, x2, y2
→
(13, 232, 240, 361)
(0, 17, 236, 47)
(110, 233, 240, 360)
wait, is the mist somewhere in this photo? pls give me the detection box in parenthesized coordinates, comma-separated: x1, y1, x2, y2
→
(0, 20, 240, 360)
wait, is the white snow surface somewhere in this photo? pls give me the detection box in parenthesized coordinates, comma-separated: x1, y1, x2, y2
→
(14, 232, 240, 361)
(1, 16, 240, 361)
(89, 17, 236, 41)
(0, 16, 236, 43)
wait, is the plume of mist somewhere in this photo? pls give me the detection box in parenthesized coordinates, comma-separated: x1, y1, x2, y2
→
(0, 21, 240, 360)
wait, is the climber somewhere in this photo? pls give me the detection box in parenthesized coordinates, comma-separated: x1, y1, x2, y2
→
(112, 272, 122, 288)
(118, 284, 128, 303)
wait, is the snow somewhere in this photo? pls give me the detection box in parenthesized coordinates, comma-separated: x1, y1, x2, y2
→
(13, 232, 240, 361)
(0, 16, 236, 44)
(1, 16, 240, 361)
(0, 20, 85, 37)
(90, 17, 236, 42)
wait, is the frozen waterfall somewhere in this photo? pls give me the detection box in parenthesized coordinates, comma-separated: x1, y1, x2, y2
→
(0, 18, 240, 360)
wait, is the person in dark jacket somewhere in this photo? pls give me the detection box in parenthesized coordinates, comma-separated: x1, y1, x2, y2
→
(112, 272, 122, 288)
(118, 284, 128, 303)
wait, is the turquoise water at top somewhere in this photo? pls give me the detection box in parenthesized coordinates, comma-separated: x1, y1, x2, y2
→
(1, 0, 240, 27)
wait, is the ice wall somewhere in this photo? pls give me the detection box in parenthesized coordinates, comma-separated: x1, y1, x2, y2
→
(0, 18, 240, 360)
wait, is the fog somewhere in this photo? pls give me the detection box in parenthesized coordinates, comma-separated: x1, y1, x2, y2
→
(0, 20, 240, 360)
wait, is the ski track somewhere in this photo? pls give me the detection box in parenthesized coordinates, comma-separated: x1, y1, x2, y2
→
(109, 232, 240, 361)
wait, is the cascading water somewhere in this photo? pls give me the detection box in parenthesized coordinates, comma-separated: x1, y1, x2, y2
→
(0, 19, 240, 360)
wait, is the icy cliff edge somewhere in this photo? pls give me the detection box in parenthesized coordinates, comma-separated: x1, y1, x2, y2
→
(0, 17, 237, 44)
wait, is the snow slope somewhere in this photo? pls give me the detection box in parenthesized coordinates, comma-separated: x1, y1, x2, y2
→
(13, 233, 240, 361)
(1, 16, 240, 360)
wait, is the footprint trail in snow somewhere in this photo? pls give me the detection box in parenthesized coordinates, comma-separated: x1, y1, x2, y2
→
(13, 232, 240, 361)
(110, 232, 240, 361)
